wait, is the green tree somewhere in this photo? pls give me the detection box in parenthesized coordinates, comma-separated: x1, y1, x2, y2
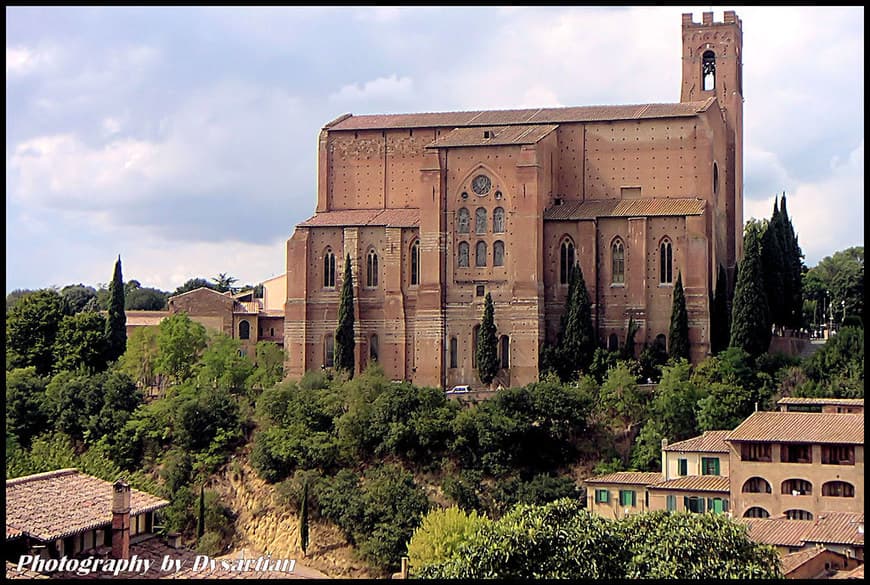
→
(211, 273, 239, 293)
(599, 361, 645, 427)
(668, 272, 689, 361)
(6, 289, 37, 314)
(6, 288, 69, 374)
(105, 256, 127, 363)
(60, 284, 98, 314)
(299, 479, 310, 554)
(417, 499, 626, 579)
(556, 263, 596, 381)
(52, 312, 110, 373)
(760, 200, 786, 329)
(778, 193, 804, 329)
(197, 333, 255, 393)
(6, 367, 49, 448)
(248, 341, 285, 392)
(125, 286, 169, 310)
(155, 313, 208, 384)
(407, 507, 488, 575)
(619, 511, 782, 578)
(710, 264, 730, 354)
(622, 316, 640, 360)
(804, 246, 863, 328)
(730, 221, 771, 357)
(335, 254, 356, 378)
(476, 293, 499, 386)
(172, 278, 218, 296)
(118, 326, 160, 389)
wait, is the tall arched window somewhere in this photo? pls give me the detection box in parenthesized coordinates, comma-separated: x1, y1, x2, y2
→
(560, 238, 575, 285)
(702, 50, 716, 91)
(499, 335, 510, 369)
(660, 238, 673, 284)
(475, 208, 487, 234)
(476, 241, 487, 267)
(457, 208, 470, 234)
(370, 334, 379, 362)
(366, 249, 379, 287)
(472, 325, 480, 368)
(239, 320, 250, 340)
(493, 207, 505, 233)
(324, 335, 334, 367)
(410, 240, 420, 285)
(612, 238, 625, 284)
(324, 248, 336, 288)
(458, 241, 470, 267)
(449, 337, 458, 369)
(713, 161, 719, 196)
(493, 241, 505, 267)
(743, 507, 770, 519)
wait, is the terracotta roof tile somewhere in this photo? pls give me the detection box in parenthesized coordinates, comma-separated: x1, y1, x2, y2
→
(5, 469, 169, 542)
(647, 475, 729, 492)
(326, 99, 715, 131)
(298, 208, 420, 228)
(833, 564, 865, 579)
(663, 430, 731, 453)
(584, 471, 663, 486)
(6, 561, 49, 580)
(742, 513, 864, 548)
(544, 198, 706, 220)
(776, 397, 864, 406)
(725, 412, 864, 444)
(6, 525, 23, 540)
(780, 547, 832, 575)
(427, 124, 559, 148)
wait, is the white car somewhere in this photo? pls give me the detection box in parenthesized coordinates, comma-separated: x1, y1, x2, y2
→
(446, 385, 471, 394)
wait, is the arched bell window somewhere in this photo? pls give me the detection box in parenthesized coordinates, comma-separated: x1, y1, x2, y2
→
(702, 50, 716, 91)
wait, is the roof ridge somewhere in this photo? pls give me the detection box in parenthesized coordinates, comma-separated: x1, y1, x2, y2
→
(6, 468, 79, 486)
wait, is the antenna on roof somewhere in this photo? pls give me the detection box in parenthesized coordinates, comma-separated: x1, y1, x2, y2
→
(754, 401, 758, 412)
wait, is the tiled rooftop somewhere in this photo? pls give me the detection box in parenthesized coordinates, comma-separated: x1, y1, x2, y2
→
(584, 472, 663, 486)
(5, 469, 169, 542)
(742, 512, 864, 548)
(832, 564, 865, 579)
(776, 397, 864, 406)
(779, 547, 831, 575)
(725, 411, 864, 444)
(326, 99, 716, 131)
(663, 430, 731, 453)
(647, 475, 730, 492)
(426, 124, 558, 148)
(543, 198, 706, 221)
(298, 208, 420, 229)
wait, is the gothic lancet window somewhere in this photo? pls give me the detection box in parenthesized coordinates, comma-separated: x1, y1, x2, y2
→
(560, 238, 575, 285)
(475, 208, 487, 234)
(612, 238, 625, 284)
(458, 241, 470, 267)
(457, 208, 470, 234)
(660, 238, 673, 284)
(410, 240, 420, 285)
(493, 207, 505, 233)
(476, 241, 487, 267)
(324, 248, 336, 288)
(493, 241, 505, 267)
(366, 249, 379, 287)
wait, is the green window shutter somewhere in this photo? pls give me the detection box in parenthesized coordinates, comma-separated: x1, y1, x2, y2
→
(596, 489, 609, 503)
(714, 458, 720, 475)
(723, 499, 729, 512)
(712, 499, 724, 514)
(699, 498, 706, 513)
(678, 458, 688, 476)
(631, 491, 637, 506)
(667, 495, 676, 511)
(683, 496, 689, 510)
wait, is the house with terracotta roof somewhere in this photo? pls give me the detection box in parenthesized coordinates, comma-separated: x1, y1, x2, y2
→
(776, 397, 864, 415)
(725, 411, 864, 521)
(779, 546, 860, 580)
(5, 469, 168, 563)
(743, 512, 864, 563)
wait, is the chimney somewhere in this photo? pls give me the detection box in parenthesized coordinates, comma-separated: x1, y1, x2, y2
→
(112, 479, 132, 560)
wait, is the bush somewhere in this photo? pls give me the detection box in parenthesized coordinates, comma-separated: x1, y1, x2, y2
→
(407, 507, 488, 575)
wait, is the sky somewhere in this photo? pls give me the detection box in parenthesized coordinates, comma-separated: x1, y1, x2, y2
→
(6, 6, 864, 294)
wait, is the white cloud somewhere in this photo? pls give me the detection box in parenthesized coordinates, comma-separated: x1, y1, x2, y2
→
(329, 74, 414, 103)
(6, 45, 53, 76)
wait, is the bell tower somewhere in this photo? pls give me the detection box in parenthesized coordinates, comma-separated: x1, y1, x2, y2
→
(681, 10, 744, 272)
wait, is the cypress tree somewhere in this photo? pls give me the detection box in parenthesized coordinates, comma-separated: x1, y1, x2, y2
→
(730, 222, 771, 357)
(557, 263, 596, 381)
(477, 292, 499, 385)
(334, 253, 356, 378)
(710, 264, 730, 354)
(668, 272, 690, 361)
(299, 480, 310, 555)
(104, 255, 127, 362)
(779, 192, 804, 329)
(622, 316, 639, 360)
(761, 199, 786, 330)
